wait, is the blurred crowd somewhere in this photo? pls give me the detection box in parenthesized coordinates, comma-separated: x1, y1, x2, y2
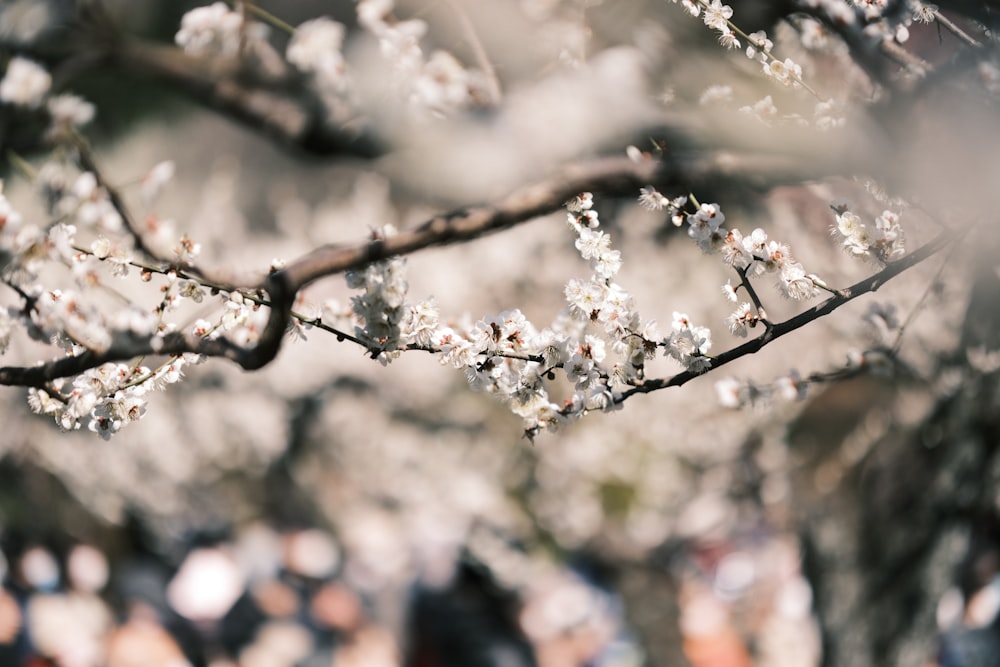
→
(4, 516, 997, 667)
(0, 522, 641, 667)
(0, 526, 389, 667)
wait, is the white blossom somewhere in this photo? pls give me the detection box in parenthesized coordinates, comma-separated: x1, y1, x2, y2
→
(401, 299, 440, 346)
(715, 377, 746, 408)
(47, 94, 95, 128)
(726, 302, 755, 337)
(0, 307, 14, 355)
(703, 0, 734, 31)
(746, 31, 773, 61)
(287, 18, 350, 92)
(637, 187, 670, 211)
(141, 161, 175, 205)
(175, 2, 247, 57)
(0, 57, 51, 107)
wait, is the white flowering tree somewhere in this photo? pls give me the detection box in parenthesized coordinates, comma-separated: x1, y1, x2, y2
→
(1, 0, 999, 665)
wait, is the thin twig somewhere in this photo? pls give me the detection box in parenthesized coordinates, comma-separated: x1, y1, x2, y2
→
(70, 133, 160, 261)
(933, 10, 982, 48)
(617, 227, 958, 402)
(444, 0, 502, 105)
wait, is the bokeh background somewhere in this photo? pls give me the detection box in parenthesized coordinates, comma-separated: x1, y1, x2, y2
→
(2, 1, 1000, 666)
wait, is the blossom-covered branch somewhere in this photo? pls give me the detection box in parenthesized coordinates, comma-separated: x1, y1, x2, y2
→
(0, 149, 835, 389)
(281, 151, 836, 290)
(0, 269, 294, 389)
(0, 0, 991, 439)
(619, 226, 957, 402)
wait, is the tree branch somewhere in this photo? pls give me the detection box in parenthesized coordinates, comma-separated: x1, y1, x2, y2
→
(618, 228, 957, 401)
(71, 133, 160, 261)
(282, 152, 842, 290)
(110, 38, 383, 158)
(0, 270, 294, 388)
(0, 151, 853, 389)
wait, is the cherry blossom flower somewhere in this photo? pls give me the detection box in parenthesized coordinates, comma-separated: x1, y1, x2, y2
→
(718, 28, 741, 50)
(679, 0, 701, 18)
(722, 280, 739, 303)
(687, 203, 727, 253)
(178, 280, 205, 303)
(638, 187, 671, 211)
(141, 161, 175, 205)
(763, 57, 803, 87)
(357, 0, 393, 31)
(745, 31, 773, 62)
(779, 262, 819, 300)
(565, 278, 605, 320)
(775, 370, 808, 401)
(703, 1, 734, 31)
(721, 229, 752, 269)
(401, 299, 440, 346)
(175, 2, 249, 57)
(727, 302, 755, 337)
(666, 312, 713, 372)
(715, 377, 747, 408)
(0, 57, 51, 108)
(46, 94, 95, 129)
(0, 307, 14, 355)
(699, 84, 733, 106)
(413, 51, 479, 114)
(575, 228, 611, 261)
(566, 192, 594, 213)
(287, 18, 349, 93)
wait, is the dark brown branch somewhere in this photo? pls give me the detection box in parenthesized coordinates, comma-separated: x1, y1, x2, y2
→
(282, 152, 841, 290)
(71, 134, 160, 261)
(618, 229, 955, 401)
(110, 39, 383, 159)
(0, 151, 851, 388)
(0, 270, 294, 388)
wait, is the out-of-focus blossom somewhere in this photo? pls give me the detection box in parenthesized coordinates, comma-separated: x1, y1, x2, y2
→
(175, 2, 248, 57)
(167, 548, 245, 622)
(287, 18, 349, 93)
(47, 94, 95, 129)
(141, 161, 175, 206)
(0, 56, 50, 107)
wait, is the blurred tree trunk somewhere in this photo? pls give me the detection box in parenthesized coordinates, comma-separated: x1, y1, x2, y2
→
(617, 562, 690, 667)
(788, 238, 1000, 666)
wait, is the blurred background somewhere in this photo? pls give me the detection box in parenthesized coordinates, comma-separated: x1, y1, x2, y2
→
(2, 1, 1000, 666)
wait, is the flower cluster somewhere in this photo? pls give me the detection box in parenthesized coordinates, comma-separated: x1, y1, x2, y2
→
(326, 192, 718, 437)
(286, 18, 350, 94)
(356, 0, 489, 114)
(703, 0, 739, 50)
(175, 2, 250, 58)
(0, 0, 956, 442)
(833, 206, 906, 263)
(344, 226, 409, 364)
(641, 186, 822, 312)
(0, 57, 51, 108)
(26, 354, 201, 439)
(714, 370, 808, 409)
(47, 94, 96, 132)
(37, 166, 123, 235)
(668, 0, 806, 89)
(6, 246, 214, 438)
(0, 132, 216, 441)
(0, 57, 94, 138)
